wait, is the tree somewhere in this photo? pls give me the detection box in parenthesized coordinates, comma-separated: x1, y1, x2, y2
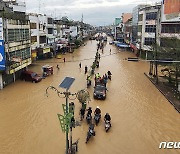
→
(151, 37, 180, 88)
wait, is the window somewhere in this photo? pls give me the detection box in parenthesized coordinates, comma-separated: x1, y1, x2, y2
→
(161, 24, 180, 33)
(7, 29, 30, 42)
(9, 48, 31, 61)
(48, 18, 53, 24)
(138, 14, 143, 21)
(48, 28, 53, 34)
(8, 29, 15, 42)
(146, 12, 157, 20)
(31, 36, 37, 43)
(138, 25, 142, 32)
(40, 36, 46, 44)
(30, 23, 37, 29)
(145, 25, 156, 33)
(144, 37, 155, 45)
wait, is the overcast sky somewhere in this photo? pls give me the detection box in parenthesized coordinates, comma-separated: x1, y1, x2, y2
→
(25, 0, 159, 26)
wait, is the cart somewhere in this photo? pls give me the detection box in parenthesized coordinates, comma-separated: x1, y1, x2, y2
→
(42, 65, 53, 77)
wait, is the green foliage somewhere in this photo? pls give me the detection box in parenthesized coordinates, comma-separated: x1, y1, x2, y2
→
(74, 40, 82, 47)
(151, 37, 180, 88)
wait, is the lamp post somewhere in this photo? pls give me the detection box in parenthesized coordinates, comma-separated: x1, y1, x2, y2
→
(46, 77, 90, 154)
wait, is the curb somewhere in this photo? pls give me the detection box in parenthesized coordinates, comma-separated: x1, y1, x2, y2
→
(144, 73, 180, 113)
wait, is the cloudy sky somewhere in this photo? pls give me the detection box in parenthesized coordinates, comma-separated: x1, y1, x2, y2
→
(25, 0, 159, 26)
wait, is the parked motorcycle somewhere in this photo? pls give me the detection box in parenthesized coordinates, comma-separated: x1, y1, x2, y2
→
(86, 113, 92, 124)
(94, 114, 101, 126)
(104, 120, 111, 132)
(86, 124, 95, 143)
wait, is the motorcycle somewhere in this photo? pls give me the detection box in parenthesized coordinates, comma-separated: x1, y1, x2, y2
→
(94, 114, 101, 126)
(86, 113, 92, 124)
(86, 124, 95, 143)
(104, 120, 111, 132)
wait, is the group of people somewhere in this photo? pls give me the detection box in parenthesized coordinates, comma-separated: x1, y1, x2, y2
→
(80, 106, 111, 123)
(95, 71, 112, 87)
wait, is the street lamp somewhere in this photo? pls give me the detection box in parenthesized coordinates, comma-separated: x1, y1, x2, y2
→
(45, 77, 90, 154)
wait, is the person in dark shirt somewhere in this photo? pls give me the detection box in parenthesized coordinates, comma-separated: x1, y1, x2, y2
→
(104, 113, 111, 121)
(94, 106, 101, 115)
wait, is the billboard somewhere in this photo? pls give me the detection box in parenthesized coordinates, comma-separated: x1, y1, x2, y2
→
(0, 18, 5, 71)
(115, 18, 121, 26)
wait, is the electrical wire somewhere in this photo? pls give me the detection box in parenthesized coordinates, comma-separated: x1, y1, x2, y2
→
(33, 50, 180, 65)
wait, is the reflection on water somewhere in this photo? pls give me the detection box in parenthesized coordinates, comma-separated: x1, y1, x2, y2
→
(0, 37, 179, 154)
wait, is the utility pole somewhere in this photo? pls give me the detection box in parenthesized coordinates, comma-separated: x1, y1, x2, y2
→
(155, 6, 161, 84)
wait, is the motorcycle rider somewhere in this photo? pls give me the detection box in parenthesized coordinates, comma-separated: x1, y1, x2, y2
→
(87, 75, 91, 86)
(80, 107, 85, 121)
(107, 71, 112, 80)
(87, 107, 92, 115)
(94, 106, 101, 116)
(104, 113, 111, 121)
(107, 71, 112, 76)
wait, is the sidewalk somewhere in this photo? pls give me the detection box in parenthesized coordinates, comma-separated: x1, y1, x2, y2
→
(144, 73, 180, 113)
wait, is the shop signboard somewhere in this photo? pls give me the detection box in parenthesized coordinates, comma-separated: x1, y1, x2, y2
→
(0, 18, 5, 71)
(0, 40, 5, 71)
(43, 47, 50, 54)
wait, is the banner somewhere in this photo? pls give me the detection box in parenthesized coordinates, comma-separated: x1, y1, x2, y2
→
(0, 18, 5, 70)
(0, 40, 5, 70)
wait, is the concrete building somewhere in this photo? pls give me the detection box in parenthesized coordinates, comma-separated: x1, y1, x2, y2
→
(123, 17, 132, 44)
(137, 3, 161, 59)
(114, 17, 123, 41)
(132, 5, 149, 43)
(160, 0, 180, 45)
(29, 13, 53, 60)
(0, 0, 31, 89)
(122, 13, 132, 44)
(46, 17, 55, 45)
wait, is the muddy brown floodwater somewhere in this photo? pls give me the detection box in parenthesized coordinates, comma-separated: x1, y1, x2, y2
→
(0, 37, 179, 154)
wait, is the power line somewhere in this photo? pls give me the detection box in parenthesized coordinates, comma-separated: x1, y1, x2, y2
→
(33, 51, 180, 65)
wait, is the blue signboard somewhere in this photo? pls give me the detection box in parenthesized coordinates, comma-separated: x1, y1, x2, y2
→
(0, 40, 5, 70)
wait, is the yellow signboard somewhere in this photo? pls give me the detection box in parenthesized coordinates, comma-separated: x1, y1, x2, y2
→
(43, 47, 50, 54)
(32, 52, 37, 58)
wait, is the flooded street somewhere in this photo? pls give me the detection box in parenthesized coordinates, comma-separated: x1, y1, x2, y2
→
(0, 37, 179, 154)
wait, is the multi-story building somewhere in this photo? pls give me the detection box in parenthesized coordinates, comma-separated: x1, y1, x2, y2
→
(0, 0, 31, 89)
(121, 13, 132, 44)
(137, 3, 161, 59)
(47, 17, 54, 45)
(114, 17, 123, 41)
(132, 5, 148, 43)
(160, 0, 180, 46)
(29, 13, 39, 61)
(123, 17, 132, 44)
(29, 13, 53, 60)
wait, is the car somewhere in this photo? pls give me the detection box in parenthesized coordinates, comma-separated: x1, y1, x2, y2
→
(20, 70, 42, 83)
(93, 84, 107, 100)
